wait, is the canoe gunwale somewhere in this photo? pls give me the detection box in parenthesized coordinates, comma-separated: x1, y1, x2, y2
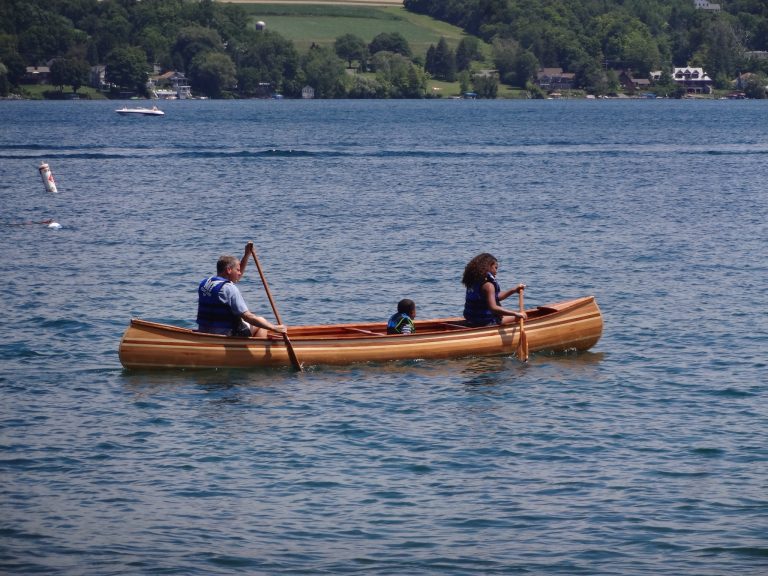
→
(125, 296, 596, 340)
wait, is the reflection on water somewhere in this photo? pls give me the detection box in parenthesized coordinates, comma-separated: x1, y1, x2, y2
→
(460, 356, 516, 389)
(121, 367, 289, 398)
(534, 350, 606, 370)
(120, 349, 608, 397)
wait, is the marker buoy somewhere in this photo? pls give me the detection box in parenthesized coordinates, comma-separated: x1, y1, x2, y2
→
(38, 162, 58, 193)
(47, 221, 62, 229)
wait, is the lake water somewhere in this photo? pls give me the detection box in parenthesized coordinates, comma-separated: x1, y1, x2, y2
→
(1, 98, 767, 575)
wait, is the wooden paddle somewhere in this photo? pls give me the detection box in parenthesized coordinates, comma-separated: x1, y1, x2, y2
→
(518, 288, 529, 362)
(250, 247, 302, 371)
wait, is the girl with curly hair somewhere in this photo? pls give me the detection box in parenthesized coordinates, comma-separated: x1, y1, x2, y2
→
(461, 252, 527, 327)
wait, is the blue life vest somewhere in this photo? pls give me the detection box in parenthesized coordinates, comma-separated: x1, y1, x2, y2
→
(387, 312, 415, 334)
(463, 272, 501, 326)
(197, 276, 239, 333)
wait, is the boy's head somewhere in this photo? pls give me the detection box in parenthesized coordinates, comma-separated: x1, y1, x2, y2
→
(397, 298, 416, 318)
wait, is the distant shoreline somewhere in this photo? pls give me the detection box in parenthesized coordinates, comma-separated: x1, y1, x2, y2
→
(221, 0, 403, 5)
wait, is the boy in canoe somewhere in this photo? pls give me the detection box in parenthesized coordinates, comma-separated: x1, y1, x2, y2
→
(197, 242, 287, 338)
(387, 299, 416, 334)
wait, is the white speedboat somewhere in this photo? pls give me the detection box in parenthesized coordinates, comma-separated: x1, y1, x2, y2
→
(116, 106, 165, 116)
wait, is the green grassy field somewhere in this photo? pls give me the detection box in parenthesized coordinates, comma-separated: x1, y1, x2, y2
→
(237, 3, 475, 58)
(235, 2, 502, 96)
(17, 85, 108, 100)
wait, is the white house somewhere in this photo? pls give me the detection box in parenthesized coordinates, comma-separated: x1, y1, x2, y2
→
(650, 67, 714, 94)
(674, 67, 713, 93)
(694, 0, 721, 11)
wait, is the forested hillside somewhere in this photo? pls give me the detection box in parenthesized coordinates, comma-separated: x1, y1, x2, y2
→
(404, 0, 768, 91)
(1, 0, 766, 98)
(0, 0, 445, 98)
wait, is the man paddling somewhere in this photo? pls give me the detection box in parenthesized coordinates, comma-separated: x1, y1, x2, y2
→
(197, 242, 287, 338)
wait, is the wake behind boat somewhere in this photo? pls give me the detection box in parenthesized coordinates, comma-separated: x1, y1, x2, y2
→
(119, 296, 603, 369)
(116, 105, 164, 116)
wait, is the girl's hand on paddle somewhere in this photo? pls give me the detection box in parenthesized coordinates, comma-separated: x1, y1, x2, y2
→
(516, 283, 526, 293)
(273, 324, 287, 334)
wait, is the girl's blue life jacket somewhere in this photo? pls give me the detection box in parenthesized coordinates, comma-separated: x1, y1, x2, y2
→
(463, 272, 501, 326)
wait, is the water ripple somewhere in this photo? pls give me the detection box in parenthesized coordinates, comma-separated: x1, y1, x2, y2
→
(1, 99, 767, 576)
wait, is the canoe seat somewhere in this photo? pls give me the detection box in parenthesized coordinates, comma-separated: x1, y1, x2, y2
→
(527, 306, 558, 319)
(439, 322, 469, 330)
(343, 327, 385, 337)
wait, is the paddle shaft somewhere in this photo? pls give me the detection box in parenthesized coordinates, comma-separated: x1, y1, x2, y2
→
(250, 249, 302, 371)
(518, 289, 529, 362)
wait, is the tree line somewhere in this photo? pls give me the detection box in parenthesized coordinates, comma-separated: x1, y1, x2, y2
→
(405, 0, 768, 94)
(1, 0, 767, 99)
(0, 0, 452, 98)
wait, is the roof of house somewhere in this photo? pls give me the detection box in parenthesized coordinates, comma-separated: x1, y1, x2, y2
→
(673, 67, 712, 81)
(151, 71, 188, 81)
(538, 67, 575, 78)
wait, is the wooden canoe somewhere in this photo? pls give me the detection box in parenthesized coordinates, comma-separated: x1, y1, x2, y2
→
(118, 296, 602, 369)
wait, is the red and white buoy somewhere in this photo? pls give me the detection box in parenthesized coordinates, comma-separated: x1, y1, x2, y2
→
(38, 162, 58, 193)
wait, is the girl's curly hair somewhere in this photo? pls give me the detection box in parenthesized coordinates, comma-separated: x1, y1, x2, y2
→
(462, 253, 497, 288)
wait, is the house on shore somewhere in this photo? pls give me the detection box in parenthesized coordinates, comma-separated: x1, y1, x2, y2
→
(89, 65, 107, 91)
(148, 71, 192, 99)
(619, 70, 652, 94)
(23, 66, 50, 84)
(651, 67, 713, 94)
(672, 67, 713, 94)
(535, 68, 576, 92)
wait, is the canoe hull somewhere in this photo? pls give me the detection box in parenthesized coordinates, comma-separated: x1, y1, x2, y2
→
(119, 296, 602, 369)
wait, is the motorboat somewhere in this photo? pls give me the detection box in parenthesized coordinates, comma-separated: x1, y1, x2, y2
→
(116, 106, 165, 116)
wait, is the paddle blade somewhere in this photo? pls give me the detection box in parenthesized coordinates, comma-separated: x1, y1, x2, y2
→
(517, 320, 529, 362)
